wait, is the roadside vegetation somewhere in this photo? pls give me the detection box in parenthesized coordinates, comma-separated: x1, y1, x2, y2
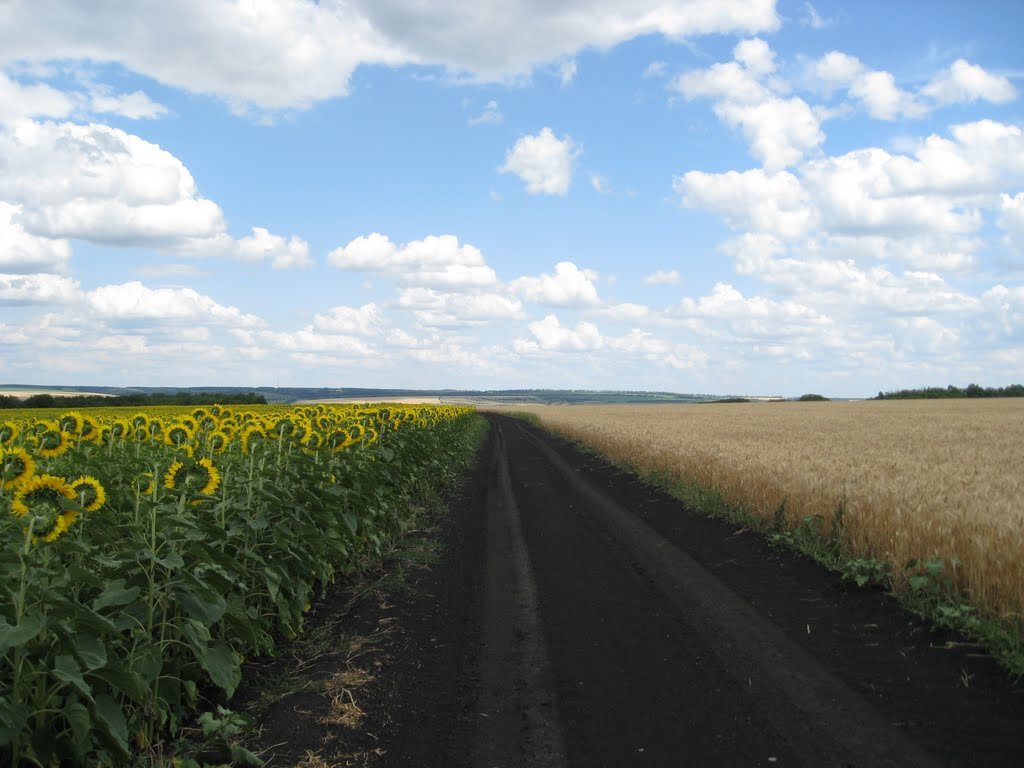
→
(875, 383, 1024, 399)
(498, 400, 1024, 674)
(0, 392, 268, 410)
(0, 402, 482, 766)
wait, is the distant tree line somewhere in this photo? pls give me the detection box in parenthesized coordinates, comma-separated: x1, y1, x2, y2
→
(0, 391, 267, 409)
(874, 384, 1024, 400)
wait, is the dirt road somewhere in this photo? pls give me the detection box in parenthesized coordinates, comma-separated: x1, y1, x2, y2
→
(247, 414, 1024, 766)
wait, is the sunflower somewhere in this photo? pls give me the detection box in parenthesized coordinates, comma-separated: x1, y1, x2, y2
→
(1, 447, 35, 490)
(79, 416, 102, 444)
(240, 426, 265, 455)
(131, 413, 149, 430)
(10, 474, 79, 543)
(207, 430, 231, 453)
(302, 432, 324, 451)
(0, 420, 19, 447)
(58, 411, 84, 437)
(109, 418, 131, 440)
(70, 475, 106, 512)
(163, 457, 221, 495)
(137, 472, 155, 495)
(35, 421, 72, 458)
(164, 423, 194, 448)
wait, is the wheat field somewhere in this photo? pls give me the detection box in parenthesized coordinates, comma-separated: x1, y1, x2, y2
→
(494, 399, 1024, 621)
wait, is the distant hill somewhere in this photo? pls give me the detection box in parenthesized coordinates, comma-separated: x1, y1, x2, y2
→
(0, 385, 776, 406)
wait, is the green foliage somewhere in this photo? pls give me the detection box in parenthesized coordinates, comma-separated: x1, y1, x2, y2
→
(0, 391, 267, 410)
(875, 383, 1024, 400)
(797, 393, 829, 401)
(0, 406, 483, 766)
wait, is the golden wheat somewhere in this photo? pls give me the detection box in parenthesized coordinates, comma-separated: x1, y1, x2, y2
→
(495, 400, 1024, 621)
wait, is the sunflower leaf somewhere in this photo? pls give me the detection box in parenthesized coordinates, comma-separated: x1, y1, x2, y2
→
(0, 614, 45, 654)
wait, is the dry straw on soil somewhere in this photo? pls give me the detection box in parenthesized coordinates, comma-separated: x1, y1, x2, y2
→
(497, 400, 1024, 621)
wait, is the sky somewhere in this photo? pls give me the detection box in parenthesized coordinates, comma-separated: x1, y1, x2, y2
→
(1, 0, 1023, 398)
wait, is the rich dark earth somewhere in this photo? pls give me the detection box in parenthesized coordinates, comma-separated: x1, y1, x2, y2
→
(241, 414, 1024, 767)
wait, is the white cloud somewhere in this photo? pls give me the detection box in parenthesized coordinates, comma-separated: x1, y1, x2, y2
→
(517, 314, 604, 352)
(848, 70, 925, 121)
(922, 59, 1017, 106)
(89, 88, 168, 120)
(0, 1, 779, 113)
(0, 272, 81, 304)
(499, 127, 579, 195)
(312, 303, 384, 336)
(0, 119, 224, 246)
(675, 168, 812, 239)
(0, 72, 74, 122)
(510, 261, 600, 306)
(814, 53, 1014, 120)
(235, 227, 312, 269)
(397, 287, 524, 327)
(86, 281, 264, 326)
(674, 39, 823, 169)
(643, 269, 681, 285)
(715, 96, 825, 170)
(0, 203, 70, 273)
(328, 233, 498, 290)
(468, 99, 503, 126)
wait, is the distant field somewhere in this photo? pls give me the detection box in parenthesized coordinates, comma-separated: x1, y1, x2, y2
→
(491, 400, 1024, 621)
(0, 388, 113, 398)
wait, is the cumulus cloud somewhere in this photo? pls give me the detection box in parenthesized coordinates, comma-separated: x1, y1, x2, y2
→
(0, 273, 81, 304)
(510, 261, 600, 306)
(499, 127, 579, 195)
(235, 227, 312, 269)
(328, 233, 498, 290)
(86, 281, 264, 326)
(814, 53, 1014, 119)
(673, 39, 823, 170)
(676, 168, 812, 239)
(0, 203, 70, 273)
(0, 1, 779, 113)
(922, 59, 1017, 106)
(516, 314, 604, 352)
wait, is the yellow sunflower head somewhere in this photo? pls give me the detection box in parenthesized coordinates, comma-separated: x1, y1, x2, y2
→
(109, 418, 131, 440)
(70, 475, 106, 512)
(58, 411, 85, 437)
(207, 430, 231, 453)
(10, 474, 80, 543)
(137, 472, 155, 496)
(163, 457, 221, 495)
(79, 416, 102, 444)
(164, 423, 194, 448)
(1, 447, 35, 490)
(34, 421, 72, 458)
(0, 420, 19, 447)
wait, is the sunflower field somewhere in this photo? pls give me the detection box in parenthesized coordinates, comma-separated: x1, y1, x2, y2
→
(0, 402, 480, 766)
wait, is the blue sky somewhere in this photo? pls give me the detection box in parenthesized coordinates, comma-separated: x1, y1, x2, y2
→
(1, 0, 1023, 397)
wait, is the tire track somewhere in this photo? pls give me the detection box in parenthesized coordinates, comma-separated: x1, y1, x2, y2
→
(472, 423, 566, 768)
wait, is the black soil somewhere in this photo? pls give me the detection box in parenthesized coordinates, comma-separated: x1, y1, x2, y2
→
(241, 414, 1024, 767)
